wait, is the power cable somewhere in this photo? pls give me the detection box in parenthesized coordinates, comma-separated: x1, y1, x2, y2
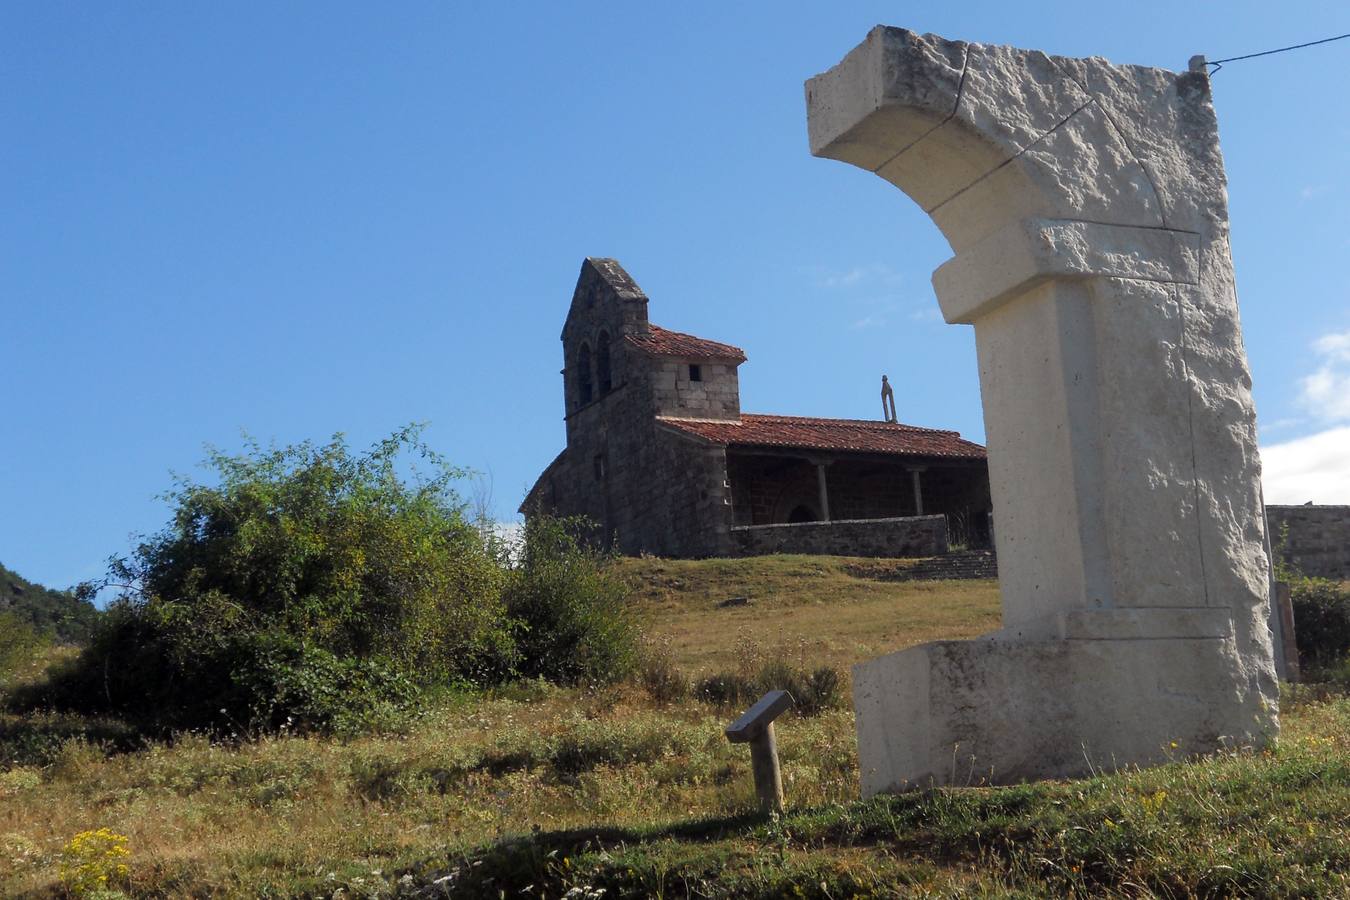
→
(1206, 31, 1350, 74)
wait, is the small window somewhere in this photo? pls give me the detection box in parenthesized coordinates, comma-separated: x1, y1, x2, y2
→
(689, 364, 702, 382)
(593, 454, 605, 481)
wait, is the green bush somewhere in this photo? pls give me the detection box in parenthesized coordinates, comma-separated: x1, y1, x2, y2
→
(695, 656, 843, 717)
(1289, 576, 1350, 676)
(25, 428, 516, 735)
(635, 637, 690, 704)
(0, 612, 46, 688)
(503, 516, 640, 685)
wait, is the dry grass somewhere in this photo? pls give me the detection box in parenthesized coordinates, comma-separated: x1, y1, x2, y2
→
(2, 686, 1346, 897)
(1, 556, 1345, 897)
(614, 554, 1001, 673)
(0, 683, 859, 896)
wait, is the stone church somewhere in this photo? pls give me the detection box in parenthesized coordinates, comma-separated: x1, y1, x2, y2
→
(522, 258, 992, 558)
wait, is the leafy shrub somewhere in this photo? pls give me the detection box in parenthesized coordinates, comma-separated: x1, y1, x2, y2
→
(1289, 576, 1350, 676)
(795, 665, 843, 716)
(0, 766, 41, 797)
(26, 428, 515, 735)
(695, 671, 755, 709)
(503, 517, 640, 685)
(695, 653, 843, 717)
(229, 636, 422, 736)
(636, 636, 689, 704)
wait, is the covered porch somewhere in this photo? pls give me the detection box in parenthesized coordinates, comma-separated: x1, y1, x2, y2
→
(725, 449, 992, 547)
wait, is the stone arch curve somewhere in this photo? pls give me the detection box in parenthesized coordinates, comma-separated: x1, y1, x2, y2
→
(806, 28, 1276, 793)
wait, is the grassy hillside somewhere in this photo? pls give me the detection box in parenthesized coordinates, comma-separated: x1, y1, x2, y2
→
(0, 563, 97, 644)
(617, 554, 1001, 673)
(0, 555, 1346, 897)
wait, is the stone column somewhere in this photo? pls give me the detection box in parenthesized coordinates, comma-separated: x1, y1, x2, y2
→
(908, 467, 925, 516)
(815, 462, 831, 522)
(807, 27, 1278, 793)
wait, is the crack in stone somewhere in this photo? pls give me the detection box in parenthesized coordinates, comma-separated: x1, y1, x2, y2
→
(1051, 59, 1172, 231)
(870, 39, 971, 174)
(1174, 280, 1213, 607)
(924, 96, 1096, 215)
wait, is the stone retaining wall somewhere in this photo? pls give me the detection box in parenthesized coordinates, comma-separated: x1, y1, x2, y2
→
(1267, 505, 1350, 581)
(888, 550, 998, 581)
(729, 515, 947, 558)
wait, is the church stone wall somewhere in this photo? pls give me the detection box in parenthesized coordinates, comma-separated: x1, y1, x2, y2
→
(532, 364, 735, 557)
(651, 359, 740, 420)
(730, 515, 948, 558)
(1267, 505, 1350, 581)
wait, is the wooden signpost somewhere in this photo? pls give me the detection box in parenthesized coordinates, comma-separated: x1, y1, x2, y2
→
(725, 690, 795, 814)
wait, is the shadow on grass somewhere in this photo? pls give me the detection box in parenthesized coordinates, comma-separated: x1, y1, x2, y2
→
(397, 797, 967, 899)
(0, 710, 142, 767)
(443, 785, 1027, 867)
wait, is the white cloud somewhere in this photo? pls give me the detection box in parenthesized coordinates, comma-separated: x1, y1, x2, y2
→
(1258, 417, 1305, 436)
(1299, 329, 1350, 422)
(1261, 426, 1350, 504)
(815, 263, 905, 290)
(1299, 184, 1332, 201)
(1313, 332, 1350, 361)
(850, 315, 885, 330)
(908, 307, 943, 323)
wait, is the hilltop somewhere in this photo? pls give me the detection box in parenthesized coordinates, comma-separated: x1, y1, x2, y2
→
(0, 563, 97, 643)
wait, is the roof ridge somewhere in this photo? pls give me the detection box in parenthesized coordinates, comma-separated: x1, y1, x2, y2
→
(741, 412, 960, 435)
(657, 414, 986, 459)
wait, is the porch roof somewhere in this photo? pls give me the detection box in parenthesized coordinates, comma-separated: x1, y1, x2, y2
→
(657, 413, 986, 459)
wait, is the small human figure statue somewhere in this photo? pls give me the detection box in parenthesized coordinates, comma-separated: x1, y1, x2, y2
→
(881, 374, 897, 423)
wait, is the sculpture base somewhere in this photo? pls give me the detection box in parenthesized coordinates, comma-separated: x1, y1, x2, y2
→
(853, 613, 1274, 795)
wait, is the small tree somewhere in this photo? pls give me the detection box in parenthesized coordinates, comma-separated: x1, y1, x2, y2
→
(44, 426, 516, 734)
(504, 516, 639, 685)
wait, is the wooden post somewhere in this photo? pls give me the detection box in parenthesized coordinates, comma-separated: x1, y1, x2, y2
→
(1276, 581, 1300, 683)
(725, 690, 794, 814)
(815, 463, 831, 522)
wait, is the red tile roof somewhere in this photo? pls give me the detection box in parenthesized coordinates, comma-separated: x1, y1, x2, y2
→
(657, 413, 986, 459)
(625, 324, 746, 362)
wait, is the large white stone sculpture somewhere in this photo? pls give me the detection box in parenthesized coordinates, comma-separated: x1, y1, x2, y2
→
(806, 28, 1279, 794)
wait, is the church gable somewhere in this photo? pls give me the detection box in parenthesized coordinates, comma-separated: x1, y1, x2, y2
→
(561, 257, 649, 343)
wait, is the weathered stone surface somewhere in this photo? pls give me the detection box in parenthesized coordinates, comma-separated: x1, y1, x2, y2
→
(806, 29, 965, 173)
(932, 218, 1199, 324)
(808, 27, 1279, 792)
(854, 632, 1254, 794)
(729, 515, 947, 559)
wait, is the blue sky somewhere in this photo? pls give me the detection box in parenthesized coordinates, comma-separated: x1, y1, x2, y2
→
(3, 2, 1348, 591)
